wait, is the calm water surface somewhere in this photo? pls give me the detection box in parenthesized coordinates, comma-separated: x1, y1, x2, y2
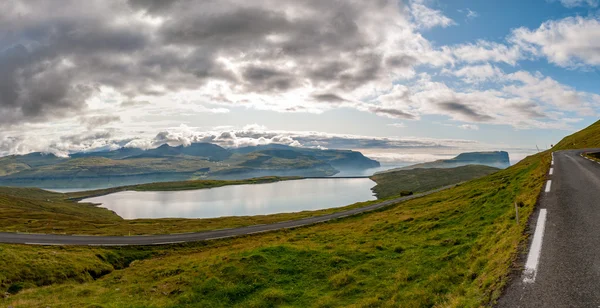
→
(82, 178, 376, 219)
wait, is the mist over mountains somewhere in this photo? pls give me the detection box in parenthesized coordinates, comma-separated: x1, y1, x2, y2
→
(377, 151, 510, 174)
(0, 143, 380, 188)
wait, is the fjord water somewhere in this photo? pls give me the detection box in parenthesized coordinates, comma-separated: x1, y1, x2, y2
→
(83, 178, 377, 219)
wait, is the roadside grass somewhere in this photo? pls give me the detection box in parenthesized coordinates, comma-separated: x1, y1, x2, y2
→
(553, 119, 600, 150)
(3, 151, 550, 307)
(584, 151, 600, 161)
(370, 165, 499, 199)
(0, 244, 156, 297)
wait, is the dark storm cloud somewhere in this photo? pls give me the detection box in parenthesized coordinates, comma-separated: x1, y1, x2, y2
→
(386, 55, 419, 68)
(437, 101, 494, 122)
(80, 115, 121, 129)
(312, 93, 349, 103)
(0, 0, 415, 126)
(242, 66, 297, 92)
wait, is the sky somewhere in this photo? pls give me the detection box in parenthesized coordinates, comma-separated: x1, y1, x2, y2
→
(2, 0, 600, 165)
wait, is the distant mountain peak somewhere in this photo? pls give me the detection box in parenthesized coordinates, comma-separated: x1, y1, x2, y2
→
(378, 151, 510, 174)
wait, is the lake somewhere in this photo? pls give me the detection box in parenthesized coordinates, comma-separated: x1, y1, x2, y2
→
(82, 178, 377, 219)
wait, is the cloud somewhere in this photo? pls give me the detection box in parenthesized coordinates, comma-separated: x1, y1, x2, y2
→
(445, 64, 503, 83)
(466, 9, 479, 19)
(0, 130, 120, 157)
(459, 124, 479, 130)
(410, 0, 456, 29)
(0, 123, 541, 165)
(120, 101, 151, 108)
(80, 115, 121, 129)
(312, 93, 349, 103)
(437, 102, 494, 122)
(0, 0, 596, 145)
(511, 16, 600, 67)
(0, 0, 426, 126)
(370, 70, 597, 129)
(554, 0, 598, 7)
(446, 41, 524, 65)
(388, 123, 406, 128)
(367, 107, 416, 119)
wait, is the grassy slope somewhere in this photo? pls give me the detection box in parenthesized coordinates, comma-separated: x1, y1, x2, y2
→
(3, 151, 550, 307)
(11, 117, 600, 307)
(552, 119, 600, 150)
(370, 165, 499, 199)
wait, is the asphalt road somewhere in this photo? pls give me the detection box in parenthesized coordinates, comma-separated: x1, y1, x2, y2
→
(498, 149, 600, 307)
(0, 185, 454, 246)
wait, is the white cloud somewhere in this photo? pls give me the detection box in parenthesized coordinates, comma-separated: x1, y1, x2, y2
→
(445, 41, 524, 65)
(466, 9, 479, 19)
(370, 70, 596, 130)
(556, 0, 598, 7)
(446, 64, 503, 83)
(410, 0, 456, 29)
(388, 123, 406, 128)
(459, 124, 479, 130)
(512, 16, 600, 67)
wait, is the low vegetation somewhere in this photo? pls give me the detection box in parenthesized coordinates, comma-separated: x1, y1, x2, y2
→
(370, 165, 499, 199)
(8, 119, 600, 306)
(2, 151, 550, 306)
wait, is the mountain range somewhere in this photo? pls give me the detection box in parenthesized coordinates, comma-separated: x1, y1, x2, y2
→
(0, 143, 380, 188)
(378, 151, 510, 174)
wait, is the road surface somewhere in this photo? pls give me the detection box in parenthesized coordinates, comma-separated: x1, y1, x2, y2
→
(0, 185, 454, 246)
(498, 149, 600, 307)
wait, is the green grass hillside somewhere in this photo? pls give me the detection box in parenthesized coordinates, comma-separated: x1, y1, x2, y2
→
(553, 119, 600, 150)
(2, 153, 549, 307)
(6, 118, 600, 307)
(371, 165, 499, 199)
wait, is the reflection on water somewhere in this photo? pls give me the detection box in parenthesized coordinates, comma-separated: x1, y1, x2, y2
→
(82, 178, 377, 219)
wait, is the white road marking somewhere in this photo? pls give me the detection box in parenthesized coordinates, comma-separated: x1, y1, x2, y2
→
(551, 160, 554, 165)
(24, 242, 64, 246)
(545, 180, 552, 193)
(549, 168, 554, 175)
(523, 209, 548, 284)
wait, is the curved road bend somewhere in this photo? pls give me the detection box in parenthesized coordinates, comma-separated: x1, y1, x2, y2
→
(0, 185, 455, 246)
(498, 149, 600, 307)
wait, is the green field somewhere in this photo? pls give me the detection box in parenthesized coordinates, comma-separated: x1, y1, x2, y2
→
(370, 165, 499, 199)
(6, 118, 600, 307)
(1, 151, 549, 307)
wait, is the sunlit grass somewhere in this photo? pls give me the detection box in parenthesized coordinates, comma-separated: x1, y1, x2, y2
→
(2, 151, 550, 307)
